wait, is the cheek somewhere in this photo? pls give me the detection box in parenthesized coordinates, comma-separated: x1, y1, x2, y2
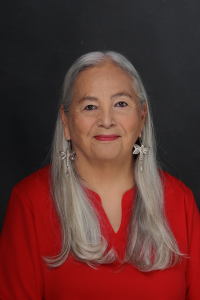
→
(120, 112, 141, 134)
(69, 114, 94, 138)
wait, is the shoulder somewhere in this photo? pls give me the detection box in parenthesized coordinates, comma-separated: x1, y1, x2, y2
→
(15, 165, 50, 192)
(162, 170, 192, 195)
(3, 165, 60, 260)
(12, 165, 51, 207)
(161, 170, 195, 213)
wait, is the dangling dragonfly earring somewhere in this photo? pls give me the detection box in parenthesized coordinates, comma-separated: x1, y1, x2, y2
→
(133, 137, 150, 172)
(60, 148, 76, 177)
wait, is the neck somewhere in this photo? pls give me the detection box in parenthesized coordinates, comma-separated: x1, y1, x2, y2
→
(75, 155, 134, 196)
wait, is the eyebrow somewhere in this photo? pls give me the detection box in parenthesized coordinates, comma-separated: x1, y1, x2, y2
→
(78, 92, 133, 104)
(78, 96, 99, 103)
(110, 91, 133, 100)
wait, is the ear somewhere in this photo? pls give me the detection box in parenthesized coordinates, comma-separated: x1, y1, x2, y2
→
(139, 102, 147, 138)
(60, 105, 71, 140)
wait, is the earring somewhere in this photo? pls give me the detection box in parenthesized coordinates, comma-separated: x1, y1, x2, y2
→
(60, 149, 76, 177)
(133, 138, 150, 171)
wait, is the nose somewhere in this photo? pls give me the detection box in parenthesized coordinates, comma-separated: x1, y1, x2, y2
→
(96, 107, 117, 129)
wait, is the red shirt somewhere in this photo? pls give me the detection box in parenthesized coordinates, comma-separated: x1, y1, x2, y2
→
(0, 165, 200, 299)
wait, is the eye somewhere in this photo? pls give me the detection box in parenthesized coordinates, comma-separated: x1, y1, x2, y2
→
(115, 101, 128, 107)
(84, 105, 97, 110)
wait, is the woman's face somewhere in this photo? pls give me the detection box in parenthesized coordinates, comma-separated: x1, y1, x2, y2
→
(61, 63, 147, 164)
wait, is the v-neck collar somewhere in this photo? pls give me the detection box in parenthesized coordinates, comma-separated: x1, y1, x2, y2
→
(84, 186, 135, 259)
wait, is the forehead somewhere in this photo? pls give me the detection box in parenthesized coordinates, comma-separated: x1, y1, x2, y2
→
(73, 63, 135, 95)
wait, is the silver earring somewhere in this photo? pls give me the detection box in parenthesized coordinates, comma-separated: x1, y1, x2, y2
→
(60, 149, 76, 177)
(133, 138, 150, 172)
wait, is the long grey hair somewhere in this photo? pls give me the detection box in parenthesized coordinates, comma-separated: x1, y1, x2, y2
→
(46, 51, 183, 271)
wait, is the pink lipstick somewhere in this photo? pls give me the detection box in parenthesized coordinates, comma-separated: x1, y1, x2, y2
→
(94, 135, 119, 141)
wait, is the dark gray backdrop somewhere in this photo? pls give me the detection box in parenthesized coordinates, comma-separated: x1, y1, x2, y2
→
(1, 0, 200, 231)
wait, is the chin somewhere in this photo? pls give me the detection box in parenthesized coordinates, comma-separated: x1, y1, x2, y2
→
(93, 149, 121, 161)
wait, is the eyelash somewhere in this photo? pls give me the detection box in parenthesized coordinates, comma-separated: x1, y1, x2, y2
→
(84, 105, 97, 110)
(115, 101, 127, 107)
(84, 101, 128, 110)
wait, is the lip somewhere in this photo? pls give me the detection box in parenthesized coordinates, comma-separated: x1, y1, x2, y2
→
(94, 135, 120, 141)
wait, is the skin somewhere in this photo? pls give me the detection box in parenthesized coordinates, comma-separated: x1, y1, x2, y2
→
(60, 62, 147, 232)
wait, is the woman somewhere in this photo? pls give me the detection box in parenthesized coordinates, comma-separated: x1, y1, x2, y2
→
(0, 51, 200, 299)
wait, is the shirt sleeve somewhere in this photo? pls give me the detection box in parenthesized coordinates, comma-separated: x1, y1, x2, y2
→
(0, 186, 44, 299)
(185, 189, 200, 300)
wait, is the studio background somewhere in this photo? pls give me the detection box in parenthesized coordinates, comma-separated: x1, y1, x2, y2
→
(1, 0, 200, 232)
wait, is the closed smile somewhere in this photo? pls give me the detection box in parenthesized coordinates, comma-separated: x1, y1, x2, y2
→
(94, 135, 120, 141)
